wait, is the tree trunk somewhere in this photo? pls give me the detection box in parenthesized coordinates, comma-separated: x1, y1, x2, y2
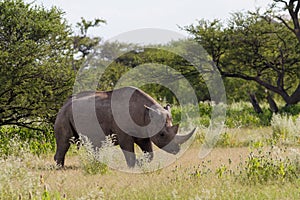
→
(287, 83, 300, 105)
(267, 93, 279, 113)
(249, 93, 263, 114)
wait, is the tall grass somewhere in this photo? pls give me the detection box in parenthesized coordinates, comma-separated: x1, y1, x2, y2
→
(76, 135, 110, 175)
(1, 133, 300, 199)
(0, 137, 108, 199)
(0, 138, 53, 199)
(271, 114, 300, 144)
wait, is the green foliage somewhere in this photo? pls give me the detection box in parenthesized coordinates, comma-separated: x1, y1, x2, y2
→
(73, 17, 106, 59)
(215, 164, 229, 178)
(184, 9, 300, 105)
(188, 146, 300, 185)
(224, 78, 265, 103)
(216, 132, 232, 147)
(280, 104, 300, 116)
(241, 146, 300, 184)
(172, 101, 279, 129)
(225, 102, 273, 128)
(0, 0, 75, 127)
(95, 46, 210, 103)
(0, 125, 55, 157)
(79, 148, 109, 175)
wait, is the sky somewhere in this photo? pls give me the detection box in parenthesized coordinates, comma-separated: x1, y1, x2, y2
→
(25, 0, 272, 42)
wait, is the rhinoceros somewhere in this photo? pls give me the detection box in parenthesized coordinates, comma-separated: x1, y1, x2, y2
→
(54, 86, 195, 167)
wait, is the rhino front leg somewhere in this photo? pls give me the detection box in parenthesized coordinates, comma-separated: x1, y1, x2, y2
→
(119, 137, 136, 168)
(135, 138, 154, 162)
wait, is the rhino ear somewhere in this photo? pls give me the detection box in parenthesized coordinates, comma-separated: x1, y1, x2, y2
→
(164, 104, 171, 112)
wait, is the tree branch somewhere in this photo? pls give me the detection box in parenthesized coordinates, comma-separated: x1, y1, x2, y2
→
(274, 0, 289, 7)
(275, 16, 294, 32)
(295, 0, 300, 13)
(5, 122, 45, 132)
(220, 69, 291, 102)
(274, 0, 300, 43)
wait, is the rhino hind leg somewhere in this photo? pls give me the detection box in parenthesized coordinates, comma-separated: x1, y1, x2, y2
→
(54, 138, 71, 168)
(54, 124, 74, 168)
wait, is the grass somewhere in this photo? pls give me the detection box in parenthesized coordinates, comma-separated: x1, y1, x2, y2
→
(1, 127, 300, 199)
(1, 146, 300, 199)
(0, 102, 299, 199)
(271, 114, 300, 145)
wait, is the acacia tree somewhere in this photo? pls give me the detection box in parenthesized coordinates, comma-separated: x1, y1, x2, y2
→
(0, 0, 74, 128)
(184, 0, 300, 106)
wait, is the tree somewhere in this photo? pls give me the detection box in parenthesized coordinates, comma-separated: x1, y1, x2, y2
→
(73, 17, 106, 60)
(184, 2, 300, 106)
(0, 0, 74, 128)
(274, 0, 300, 43)
(111, 46, 210, 103)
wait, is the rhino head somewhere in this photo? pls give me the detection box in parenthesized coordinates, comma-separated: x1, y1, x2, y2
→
(145, 104, 196, 154)
(151, 124, 196, 154)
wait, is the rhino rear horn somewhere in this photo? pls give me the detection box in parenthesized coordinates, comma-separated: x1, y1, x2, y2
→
(174, 128, 197, 145)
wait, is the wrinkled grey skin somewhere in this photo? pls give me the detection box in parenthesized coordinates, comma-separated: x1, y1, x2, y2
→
(54, 86, 195, 168)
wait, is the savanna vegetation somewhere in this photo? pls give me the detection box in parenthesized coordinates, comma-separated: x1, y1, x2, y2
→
(0, 0, 299, 199)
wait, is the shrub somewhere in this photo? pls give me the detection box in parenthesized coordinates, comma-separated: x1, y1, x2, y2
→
(225, 102, 272, 128)
(78, 135, 110, 175)
(216, 132, 232, 147)
(271, 114, 300, 144)
(171, 101, 295, 129)
(239, 146, 300, 184)
(280, 104, 300, 116)
(0, 125, 55, 157)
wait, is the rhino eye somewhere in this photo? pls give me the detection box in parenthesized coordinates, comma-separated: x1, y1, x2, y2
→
(160, 132, 165, 137)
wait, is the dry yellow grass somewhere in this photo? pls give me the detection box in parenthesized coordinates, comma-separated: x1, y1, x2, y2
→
(2, 127, 300, 199)
(31, 146, 251, 199)
(29, 144, 300, 200)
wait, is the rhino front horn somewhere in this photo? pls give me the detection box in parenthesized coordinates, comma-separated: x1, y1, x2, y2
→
(174, 127, 197, 145)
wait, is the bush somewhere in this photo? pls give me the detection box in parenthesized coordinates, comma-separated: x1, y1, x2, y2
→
(78, 135, 110, 175)
(280, 104, 300, 116)
(271, 114, 300, 144)
(225, 102, 272, 128)
(240, 146, 300, 184)
(0, 125, 55, 157)
(172, 101, 275, 129)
